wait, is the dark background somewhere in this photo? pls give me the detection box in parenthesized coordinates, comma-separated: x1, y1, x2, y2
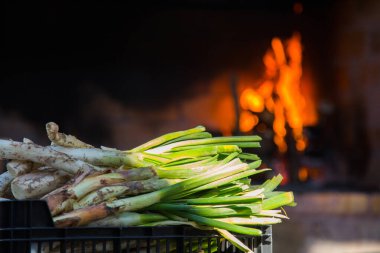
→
(2, 1, 334, 130)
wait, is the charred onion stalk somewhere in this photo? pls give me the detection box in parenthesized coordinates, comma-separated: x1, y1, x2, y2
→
(44, 168, 160, 215)
(87, 211, 168, 227)
(11, 167, 71, 199)
(53, 160, 262, 227)
(49, 145, 148, 168)
(0, 140, 104, 177)
(74, 178, 180, 209)
(46, 122, 94, 148)
(0, 123, 296, 253)
(6, 138, 42, 177)
(6, 160, 34, 177)
(0, 171, 14, 197)
(47, 123, 261, 168)
(48, 153, 243, 215)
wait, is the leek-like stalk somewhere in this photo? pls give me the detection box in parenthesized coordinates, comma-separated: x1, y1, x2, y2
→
(146, 136, 262, 154)
(87, 212, 168, 227)
(0, 172, 14, 197)
(44, 168, 159, 215)
(194, 179, 251, 198)
(216, 229, 254, 253)
(260, 174, 284, 193)
(262, 192, 295, 210)
(11, 168, 71, 199)
(74, 186, 127, 209)
(154, 165, 214, 179)
(148, 203, 261, 218)
(173, 212, 262, 236)
(141, 220, 210, 230)
(171, 142, 260, 152)
(163, 132, 212, 145)
(130, 126, 206, 152)
(6, 160, 34, 177)
(241, 188, 265, 197)
(217, 216, 282, 225)
(50, 145, 149, 167)
(162, 155, 218, 168)
(170, 168, 267, 200)
(162, 145, 242, 160)
(75, 178, 180, 208)
(161, 155, 217, 167)
(185, 196, 262, 205)
(237, 153, 260, 161)
(153, 154, 237, 179)
(0, 122, 296, 253)
(54, 161, 259, 226)
(0, 140, 104, 175)
(46, 122, 93, 148)
(256, 210, 289, 219)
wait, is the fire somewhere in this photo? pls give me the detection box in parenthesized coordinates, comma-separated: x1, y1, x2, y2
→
(239, 111, 259, 133)
(239, 33, 318, 152)
(240, 89, 265, 113)
(181, 32, 318, 152)
(298, 166, 309, 182)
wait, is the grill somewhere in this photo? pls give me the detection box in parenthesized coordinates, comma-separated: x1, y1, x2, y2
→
(0, 200, 272, 253)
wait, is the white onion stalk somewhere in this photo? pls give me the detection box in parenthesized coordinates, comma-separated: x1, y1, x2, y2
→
(0, 140, 104, 176)
(11, 167, 71, 199)
(6, 160, 34, 177)
(0, 171, 14, 197)
(46, 122, 93, 148)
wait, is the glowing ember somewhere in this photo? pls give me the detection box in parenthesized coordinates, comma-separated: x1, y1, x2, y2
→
(239, 33, 318, 153)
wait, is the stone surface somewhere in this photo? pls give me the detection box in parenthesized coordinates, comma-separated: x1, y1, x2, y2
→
(273, 192, 380, 253)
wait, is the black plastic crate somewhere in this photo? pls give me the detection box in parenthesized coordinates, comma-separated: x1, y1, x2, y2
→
(0, 200, 272, 253)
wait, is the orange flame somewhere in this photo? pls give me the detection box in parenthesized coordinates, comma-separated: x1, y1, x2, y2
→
(298, 166, 309, 182)
(239, 110, 259, 133)
(240, 89, 265, 113)
(239, 33, 318, 153)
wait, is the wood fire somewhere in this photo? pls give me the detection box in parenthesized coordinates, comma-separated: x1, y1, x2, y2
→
(239, 33, 318, 153)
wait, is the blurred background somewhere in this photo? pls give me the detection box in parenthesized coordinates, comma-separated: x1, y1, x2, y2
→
(3, 1, 380, 252)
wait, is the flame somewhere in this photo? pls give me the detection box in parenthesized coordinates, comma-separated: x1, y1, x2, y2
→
(240, 89, 265, 113)
(239, 110, 259, 133)
(298, 166, 324, 182)
(239, 33, 318, 153)
(182, 32, 318, 150)
(298, 166, 309, 182)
